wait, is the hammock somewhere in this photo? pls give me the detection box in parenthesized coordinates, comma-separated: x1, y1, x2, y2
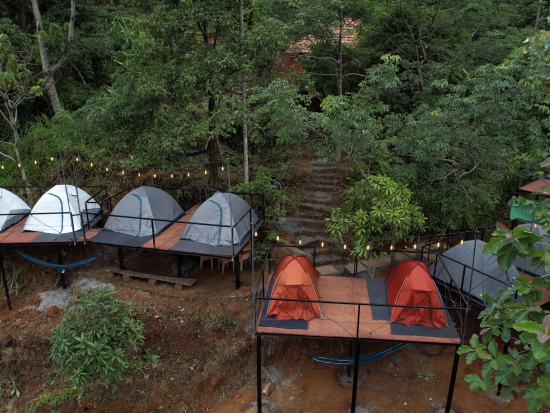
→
(312, 343, 407, 366)
(15, 250, 100, 274)
(173, 148, 208, 157)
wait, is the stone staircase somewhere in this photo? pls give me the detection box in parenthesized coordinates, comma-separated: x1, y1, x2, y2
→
(285, 160, 343, 267)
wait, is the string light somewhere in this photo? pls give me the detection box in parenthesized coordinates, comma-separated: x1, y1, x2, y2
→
(299, 237, 302, 245)
(413, 243, 417, 249)
(221, 165, 224, 171)
(90, 162, 93, 167)
(187, 172, 190, 177)
(171, 173, 174, 178)
(204, 169, 208, 175)
(460, 238, 464, 245)
(105, 167, 109, 172)
(153, 174, 157, 178)
(276, 235, 279, 241)
(321, 241, 324, 248)
(17, 163, 20, 168)
(367, 244, 370, 251)
(535, 223, 538, 228)
(1, 165, 3, 169)
(122, 170, 125, 175)
(390, 244, 394, 250)
(254, 231, 258, 237)
(75, 157, 79, 162)
(437, 241, 440, 248)
(34, 160, 37, 165)
(50, 156, 54, 161)
(138, 172, 141, 177)
(343, 244, 347, 250)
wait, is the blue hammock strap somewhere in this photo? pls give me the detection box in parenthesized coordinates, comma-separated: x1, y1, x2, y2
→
(15, 250, 100, 274)
(311, 343, 407, 366)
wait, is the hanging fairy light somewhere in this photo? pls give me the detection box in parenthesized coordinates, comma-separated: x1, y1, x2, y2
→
(153, 173, 157, 178)
(105, 166, 109, 172)
(343, 243, 347, 250)
(50, 156, 54, 161)
(204, 169, 208, 175)
(254, 231, 258, 237)
(390, 243, 394, 250)
(122, 170, 125, 175)
(171, 173, 174, 178)
(436, 240, 440, 248)
(34, 160, 37, 165)
(90, 162, 93, 167)
(413, 243, 417, 250)
(321, 241, 324, 248)
(535, 223, 538, 228)
(221, 165, 224, 171)
(138, 172, 141, 177)
(366, 244, 370, 251)
(276, 235, 279, 241)
(75, 157, 79, 162)
(17, 163, 21, 168)
(1, 165, 4, 170)
(460, 237, 464, 245)
(298, 235, 302, 245)
(187, 171, 190, 177)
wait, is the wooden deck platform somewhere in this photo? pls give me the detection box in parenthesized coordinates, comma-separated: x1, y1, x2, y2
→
(257, 276, 462, 345)
(0, 216, 95, 245)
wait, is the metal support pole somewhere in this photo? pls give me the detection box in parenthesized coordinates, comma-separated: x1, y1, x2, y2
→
(347, 341, 353, 377)
(151, 219, 156, 250)
(354, 257, 358, 277)
(257, 334, 262, 413)
(0, 249, 12, 311)
(351, 339, 361, 413)
(177, 254, 183, 278)
(313, 246, 316, 267)
(445, 347, 461, 413)
(118, 247, 125, 270)
(56, 246, 67, 289)
(235, 263, 241, 290)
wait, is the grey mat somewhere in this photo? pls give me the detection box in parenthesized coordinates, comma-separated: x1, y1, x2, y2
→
(366, 278, 460, 339)
(88, 230, 153, 247)
(365, 278, 391, 320)
(33, 230, 85, 242)
(258, 275, 309, 330)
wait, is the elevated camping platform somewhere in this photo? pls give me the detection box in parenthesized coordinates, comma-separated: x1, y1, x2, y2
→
(253, 245, 469, 413)
(256, 275, 460, 345)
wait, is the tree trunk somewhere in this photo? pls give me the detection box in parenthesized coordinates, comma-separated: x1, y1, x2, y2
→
(7, 116, 33, 205)
(337, 7, 344, 96)
(16, 0, 26, 31)
(207, 139, 218, 186)
(30, 0, 76, 114)
(535, 1, 542, 30)
(240, 1, 249, 183)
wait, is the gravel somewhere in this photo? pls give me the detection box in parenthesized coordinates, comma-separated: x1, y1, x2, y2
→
(23, 277, 114, 313)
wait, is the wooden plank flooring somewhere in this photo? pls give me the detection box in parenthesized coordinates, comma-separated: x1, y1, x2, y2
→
(105, 268, 196, 287)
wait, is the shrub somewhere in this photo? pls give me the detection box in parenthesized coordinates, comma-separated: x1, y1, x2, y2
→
(49, 287, 144, 390)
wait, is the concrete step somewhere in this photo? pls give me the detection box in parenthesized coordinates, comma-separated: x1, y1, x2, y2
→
(312, 178, 338, 185)
(311, 161, 337, 166)
(315, 254, 344, 266)
(312, 164, 338, 170)
(311, 184, 337, 191)
(299, 202, 331, 212)
(299, 218, 326, 228)
(303, 191, 332, 203)
(297, 209, 325, 219)
(295, 225, 327, 235)
(301, 235, 339, 247)
(314, 172, 339, 179)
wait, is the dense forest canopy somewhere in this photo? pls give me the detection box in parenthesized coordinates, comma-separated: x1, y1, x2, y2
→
(1, 0, 550, 233)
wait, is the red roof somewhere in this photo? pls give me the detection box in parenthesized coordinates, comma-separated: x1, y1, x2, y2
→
(519, 178, 550, 196)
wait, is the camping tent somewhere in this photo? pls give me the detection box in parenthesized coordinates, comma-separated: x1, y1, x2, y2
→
(386, 260, 447, 328)
(181, 192, 259, 246)
(431, 240, 520, 302)
(104, 186, 184, 236)
(0, 188, 31, 232)
(23, 185, 100, 234)
(267, 255, 321, 320)
(513, 223, 550, 277)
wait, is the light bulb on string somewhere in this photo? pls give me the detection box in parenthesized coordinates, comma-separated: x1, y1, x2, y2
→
(366, 244, 370, 251)
(17, 163, 21, 168)
(413, 243, 417, 250)
(276, 235, 279, 241)
(75, 157, 79, 162)
(254, 231, 258, 237)
(153, 174, 157, 178)
(50, 156, 54, 161)
(460, 238, 464, 245)
(221, 165, 224, 171)
(343, 244, 347, 250)
(122, 170, 125, 175)
(437, 241, 440, 248)
(34, 160, 37, 165)
(171, 173, 174, 178)
(321, 241, 324, 248)
(138, 172, 141, 177)
(535, 223, 538, 228)
(187, 172, 190, 177)
(1, 165, 4, 170)
(204, 169, 208, 175)
(390, 244, 394, 251)
(90, 162, 93, 167)
(298, 236, 302, 245)
(105, 167, 109, 172)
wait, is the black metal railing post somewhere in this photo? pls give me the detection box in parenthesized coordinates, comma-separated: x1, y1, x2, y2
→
(0, 249, 11, 311)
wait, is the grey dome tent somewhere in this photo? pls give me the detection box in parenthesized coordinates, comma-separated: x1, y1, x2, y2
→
(104, 186, 184, 236)
(0, 188, 31, 232)
(181, 192, 259, 246)
(430, 240, 520, 303)
(24, 185, 100, 234)
(513, 223, 550, 277)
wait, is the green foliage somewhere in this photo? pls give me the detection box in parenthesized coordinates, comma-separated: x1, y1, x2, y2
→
(30, 387, 78, 413)
(232, 171, 286, 220)
(49, 287, 144, 391)
(326, 175, 425, 258)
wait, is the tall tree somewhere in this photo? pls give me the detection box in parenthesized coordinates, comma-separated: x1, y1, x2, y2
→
(0, 24, 43, 204)
(30, 0, 75, 114)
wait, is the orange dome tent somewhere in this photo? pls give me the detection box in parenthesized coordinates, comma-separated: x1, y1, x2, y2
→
(267, 255, 321, 320)
(386, 260, 447, 328)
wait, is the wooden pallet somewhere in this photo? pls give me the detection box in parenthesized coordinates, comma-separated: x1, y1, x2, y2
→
(106, 268, 196, 287)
